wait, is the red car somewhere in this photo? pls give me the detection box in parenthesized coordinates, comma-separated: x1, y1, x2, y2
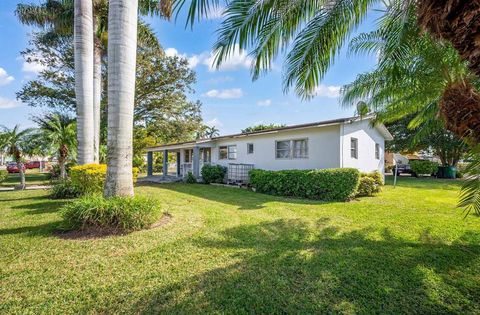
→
(6, 163, 26, 173)
(25, 161, 41, 169)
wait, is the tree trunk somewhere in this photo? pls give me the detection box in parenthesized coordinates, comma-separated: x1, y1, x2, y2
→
(93, 21, 102, 164)
(104, 0, 138, 197)
(74, 0, 95, 165)
(59, 159, 66, 179)
(18, 162, 25, 190)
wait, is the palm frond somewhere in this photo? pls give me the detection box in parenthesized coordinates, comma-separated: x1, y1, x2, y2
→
(459, 145, 480, 216)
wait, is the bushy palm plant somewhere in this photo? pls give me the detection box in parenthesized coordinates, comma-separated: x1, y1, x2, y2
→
(34, 112, 77, 179)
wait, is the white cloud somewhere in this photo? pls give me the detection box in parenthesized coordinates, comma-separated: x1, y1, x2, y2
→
(0, 68, 14, 86)
(0, 97, 21, 109)
(165, 48, 179, 57)
(21, 55, 46, 74)
(257, 99, 272, 107)
(206, 117, 223, 128)
(164, 47, 208, 69)
(314, 84, 341, 98)
(203, 45, 252, 71)
(202, 88, 243, 99)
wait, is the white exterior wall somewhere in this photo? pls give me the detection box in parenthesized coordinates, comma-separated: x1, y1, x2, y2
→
(340, 120, 385, 173)
(210, 125, 341, 171)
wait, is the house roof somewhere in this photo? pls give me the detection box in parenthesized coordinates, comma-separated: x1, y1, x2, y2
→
(146, 115, 393, 152)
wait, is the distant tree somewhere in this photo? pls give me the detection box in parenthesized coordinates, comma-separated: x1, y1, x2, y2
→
(385, 116, 467, 167)
(197, 126, 220, 139)
(241, 123, 286, 134)
(33, 112, 76, 179)
(0, 126, 35, 189)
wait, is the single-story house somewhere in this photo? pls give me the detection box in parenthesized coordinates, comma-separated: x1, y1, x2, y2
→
(145, 115, 393, 182)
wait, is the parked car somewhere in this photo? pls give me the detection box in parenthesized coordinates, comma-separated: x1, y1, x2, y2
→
(6, 162, 25, 173)
(394, 162, 415, 177)
(25, 161, 41, 169)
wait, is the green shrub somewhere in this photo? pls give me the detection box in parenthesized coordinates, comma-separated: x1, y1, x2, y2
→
(0, 170, 8, 183)
(185, 171, 197, 184)
(356, 176, 376, 197)
(410, 160, 438, 176)
(249, 168, 360, 201)
(201, 164, 227, 184)
(60, 195, 162, 232)
(50, 180, 82, 199)
(48, 162, 75, 180)
(70, 164, 139, 195)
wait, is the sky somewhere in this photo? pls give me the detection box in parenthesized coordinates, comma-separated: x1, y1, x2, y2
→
(0, 0, 381, 135)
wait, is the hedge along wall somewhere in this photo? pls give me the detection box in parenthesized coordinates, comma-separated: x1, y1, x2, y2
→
(249, 168, 360, 201)
(70, 164, 139, 195)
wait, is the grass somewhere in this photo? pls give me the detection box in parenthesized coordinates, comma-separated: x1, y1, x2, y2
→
(0, 170, 50, 188)
(0, 176, 479, 313)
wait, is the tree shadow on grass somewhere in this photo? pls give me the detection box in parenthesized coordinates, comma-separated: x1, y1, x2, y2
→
(11, 200, 66, 215)
(135, 219, 480, 314)
(144, 183, 335, 210)
(0, 221, 62, 237)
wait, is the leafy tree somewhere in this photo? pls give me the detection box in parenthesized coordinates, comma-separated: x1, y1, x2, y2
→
(33, 112, 77, 179)
(241, 123, 286, 134)
(0, 126, 35, 189)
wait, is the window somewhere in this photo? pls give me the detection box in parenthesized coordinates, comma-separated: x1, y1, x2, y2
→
(247, 143, 254, 154)
(276, 139, 308, 159)
(219, 145, 237, 160)
(375, 143, 380, 159)
(219, 146, 228, 160)
(350, 138, 358, 159)
(228, 145, 237, 159)
(184, 149, 192, 163)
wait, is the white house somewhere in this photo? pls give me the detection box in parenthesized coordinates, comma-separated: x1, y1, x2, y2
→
(145, 115, 393, 182)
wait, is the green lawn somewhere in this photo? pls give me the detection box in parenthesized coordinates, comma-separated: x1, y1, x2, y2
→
(1, 176, 479, 314)
(1, 170, 50, 188)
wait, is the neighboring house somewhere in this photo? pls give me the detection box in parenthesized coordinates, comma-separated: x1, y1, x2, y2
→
(145, 115, 393, 182)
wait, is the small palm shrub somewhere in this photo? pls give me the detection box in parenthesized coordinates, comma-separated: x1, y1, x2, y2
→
(249, 168, 360, 201)
(410, 160, 438, 176)
(356, 177, 377, 197)
(185, 171, 197, 184)
(50, 180, 82, 199)
(0, 170, 8, 183)
(60, 195, 162, 232)
(201, 164, 227, 184)
(70, 164, 139, 195)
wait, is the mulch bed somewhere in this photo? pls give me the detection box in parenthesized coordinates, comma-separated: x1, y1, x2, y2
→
(54, 213, 172, 240)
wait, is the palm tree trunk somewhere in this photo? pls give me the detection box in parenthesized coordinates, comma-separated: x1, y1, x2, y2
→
(18, 162, 25, 190)
(59, 159, 66, 179)
(74, 0, 95, 165)
(104, 0, 138, 197)
(93, 41, 102, 164)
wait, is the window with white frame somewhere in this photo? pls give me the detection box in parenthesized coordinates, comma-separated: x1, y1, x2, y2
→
(219, 145, 237, 160)
(228, 145, 237, 159)
(276, 139, 308, 159)
(351, 138, 358, 159)
(375, 143, 380, 159)
(184, 149, 192, 163)
(247, 143, 254, 154)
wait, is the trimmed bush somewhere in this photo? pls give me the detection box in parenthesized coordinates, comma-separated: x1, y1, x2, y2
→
(60, 195, 162, 232)
(410, 160, 438, 176)
(70, 164, 139, 195)
(50, 180, 82, 199)
(356, 177, 376, 197)
(201, 164, 227, 184)
(185, 171, 197, 184)
(0, 170, 8, 183)
(249, 168, 360, 201)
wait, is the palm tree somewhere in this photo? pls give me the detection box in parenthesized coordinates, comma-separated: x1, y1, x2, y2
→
(16, 0, 164, 164)
(104, 0, 139, 197)
(34, 113, 77, 179)
(0, 126, 35, 189)
(74, 0, 95, 165)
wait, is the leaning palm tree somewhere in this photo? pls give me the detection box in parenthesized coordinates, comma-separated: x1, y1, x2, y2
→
(0, 126, 35, 190)
(104, 0, 139, 197)
(34, 113, 77, 179)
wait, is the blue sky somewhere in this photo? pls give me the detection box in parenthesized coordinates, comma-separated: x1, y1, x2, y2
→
(0, 1, 381, 135)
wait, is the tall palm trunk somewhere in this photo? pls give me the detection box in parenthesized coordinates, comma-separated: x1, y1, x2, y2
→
(104, 0, 138, 197)
(59, 144, 69, 179)
(93, 41, 102, 164)
(17, 162, 25, 190)
(74, 0, 95, 165)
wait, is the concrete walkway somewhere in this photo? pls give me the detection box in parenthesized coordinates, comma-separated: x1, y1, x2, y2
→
(0, 185, 52, 192)
(137, 175, 183, 184)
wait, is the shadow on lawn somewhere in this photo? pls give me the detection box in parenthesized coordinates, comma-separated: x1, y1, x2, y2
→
(143, 183, 331, 210)
(11, 200, 65, 215)
(136, 219, 480, 314)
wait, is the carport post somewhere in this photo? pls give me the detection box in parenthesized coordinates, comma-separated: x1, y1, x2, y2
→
(163, 150, 168, 176)
(147, 151, 153, 177)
